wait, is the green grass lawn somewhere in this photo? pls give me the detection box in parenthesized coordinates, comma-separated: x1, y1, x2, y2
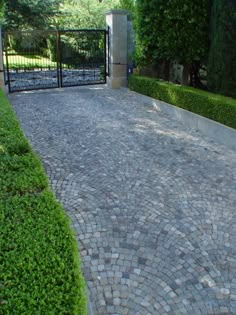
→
(0, 89, 87, 314)
(3, 53, 58, 70)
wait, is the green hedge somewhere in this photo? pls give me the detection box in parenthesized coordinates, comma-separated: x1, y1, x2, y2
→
(0, 90, 87, 314)
(129, 75, 236, 129)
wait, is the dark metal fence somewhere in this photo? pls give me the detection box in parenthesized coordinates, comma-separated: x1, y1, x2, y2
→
(2, 29, 107, 93)
(59, 30, 107, 87)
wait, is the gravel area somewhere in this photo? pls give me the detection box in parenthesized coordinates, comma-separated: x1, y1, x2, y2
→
(7, 68, 103, 92)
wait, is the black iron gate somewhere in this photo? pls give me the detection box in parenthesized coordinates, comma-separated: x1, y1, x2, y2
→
(3, 29, 107, 93)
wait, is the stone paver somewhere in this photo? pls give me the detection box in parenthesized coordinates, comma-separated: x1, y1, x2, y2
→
(9, 86, 236, 315)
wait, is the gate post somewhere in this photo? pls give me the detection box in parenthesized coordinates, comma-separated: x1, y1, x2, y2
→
(0, 27, 5, 91)
(106, 10, 128, 89)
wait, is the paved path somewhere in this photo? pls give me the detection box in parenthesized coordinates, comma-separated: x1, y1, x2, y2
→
(9, 86, 236, 315)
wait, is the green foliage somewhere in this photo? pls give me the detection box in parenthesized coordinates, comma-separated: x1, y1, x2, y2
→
(0, 90, 87, 314)
(119, 0, 135, 11)
(3, 54, 58, 71)
(0, 0, 4, 25)
(207, 0, 236, 98)
(58, 0, 120, 29)
(59, 32, 105, 66)
(4, 0, 61, 30)
(129, 75, 236, 129)
(135, 0, 210, 67)
(3, 0, 130, 30)
(0, 153, 48, 196)
(118, 0, 135, 20)
(0, 98, 31, 155)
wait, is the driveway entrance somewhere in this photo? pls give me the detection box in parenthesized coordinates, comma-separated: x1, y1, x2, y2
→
(9, 86, 236, 315)
(3, 29, 107, 92)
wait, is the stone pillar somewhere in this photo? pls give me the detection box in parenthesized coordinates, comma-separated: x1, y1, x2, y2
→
(0, 27, 5, 90)
(106, 10, 128, 89)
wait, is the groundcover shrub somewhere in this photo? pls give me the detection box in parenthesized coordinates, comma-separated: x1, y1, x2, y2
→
(0, 90, 87, 315)
(129, 75, 236, 130)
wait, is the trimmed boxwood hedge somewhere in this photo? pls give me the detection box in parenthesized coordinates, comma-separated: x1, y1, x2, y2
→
(0, 90, 87, 315)
(129, 75, 236, 130)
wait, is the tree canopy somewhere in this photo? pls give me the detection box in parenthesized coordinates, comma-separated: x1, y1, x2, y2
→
(119, 0, 135, 11)
(4, 0, 61, 30)
(207, 0, 236, 98)
(58, 0, 120, 29)
(135, 0, 210, 66)
(0, 0, 4, 25)
(3, 0, 122, 30)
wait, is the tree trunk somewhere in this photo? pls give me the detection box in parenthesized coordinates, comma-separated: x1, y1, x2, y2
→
(190, 62, 208, 90)
(182, 63, 190, 85)
(163, 60, 170, 81)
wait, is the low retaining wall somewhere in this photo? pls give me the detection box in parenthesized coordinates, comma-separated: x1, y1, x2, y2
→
(129, 89, 236, 152)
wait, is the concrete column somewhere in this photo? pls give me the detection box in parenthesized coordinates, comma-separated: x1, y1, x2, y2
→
(0, 27, 5, 90)
(106, 10, 128, 89)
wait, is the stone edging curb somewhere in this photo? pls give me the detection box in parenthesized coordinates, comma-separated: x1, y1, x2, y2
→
(128, 89, 236, 152)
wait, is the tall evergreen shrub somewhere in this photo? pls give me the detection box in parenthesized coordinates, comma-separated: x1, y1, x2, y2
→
(207, 0, 236, 98)
(135, 0, 210, 85)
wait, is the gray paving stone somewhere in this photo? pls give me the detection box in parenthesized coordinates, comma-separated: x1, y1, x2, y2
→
(9, 85, 236, 315)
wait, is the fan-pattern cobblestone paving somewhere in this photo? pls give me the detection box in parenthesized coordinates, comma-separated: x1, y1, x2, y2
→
(9, 86, 236, 315)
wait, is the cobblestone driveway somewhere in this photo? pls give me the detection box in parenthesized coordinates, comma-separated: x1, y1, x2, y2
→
(9, 86, 236, 315)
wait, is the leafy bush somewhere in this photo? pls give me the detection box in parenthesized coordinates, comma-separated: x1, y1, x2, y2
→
(207, 0, 236, 98)
(0, 89, 87, 314)
(129, 75, 236, 129)
(135, 0, 210, 83)
(0, 153, 48, 196)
